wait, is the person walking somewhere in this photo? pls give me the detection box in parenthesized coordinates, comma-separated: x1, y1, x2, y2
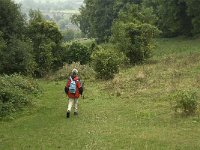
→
(65, 68, 83, 118)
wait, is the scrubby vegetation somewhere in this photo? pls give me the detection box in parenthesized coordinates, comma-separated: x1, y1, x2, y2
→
(0, 74, 41, 118)
(171, 90, 198, 115)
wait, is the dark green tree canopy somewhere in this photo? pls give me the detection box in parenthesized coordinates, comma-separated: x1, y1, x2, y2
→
(27, 10, 63, 77)
(143, 0, 200, 37)
(0, 0, 26, 41)
(72, 0, 116, 43)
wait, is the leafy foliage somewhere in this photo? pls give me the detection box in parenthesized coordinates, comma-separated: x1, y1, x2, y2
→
(0, 0, 37, 75)
(0, 74, 41, 117)
(185, 0, 200, 35)
(27, 10, 63, 77)
(91, 46, 124, 80)
(63, 42, 91, 65)
(171, 90, 198, 116)
(143, 0, 200, 37)
(0, 37, 36, 75)
(62, 29, 75, 42)
(0, 0, 25, 41)
(111, 4, 160, 64)
(72, 0, 116, 43)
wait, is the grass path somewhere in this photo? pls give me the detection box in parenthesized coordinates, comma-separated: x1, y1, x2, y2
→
(1, 38, 200, 149)
(1, 79, 200, 150)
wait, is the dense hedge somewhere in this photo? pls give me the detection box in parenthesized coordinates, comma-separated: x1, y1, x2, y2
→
(0, 74, 41, 117)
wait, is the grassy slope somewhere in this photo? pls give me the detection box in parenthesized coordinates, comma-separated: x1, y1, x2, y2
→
(0, 38, 200, 150)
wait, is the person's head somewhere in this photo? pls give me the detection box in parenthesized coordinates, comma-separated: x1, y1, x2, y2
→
(72, 68, 78, 76)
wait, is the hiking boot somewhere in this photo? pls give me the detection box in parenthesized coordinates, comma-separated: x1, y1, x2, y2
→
(74, 112, 78, 116)
(66, 111, 70, 118)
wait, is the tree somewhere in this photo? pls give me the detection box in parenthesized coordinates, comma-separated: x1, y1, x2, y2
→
(111, 4, 159, 64)
(0, 37, 36, 75)
(0, 0, 36, 75)
(160, 0, 192, 37)
(143, 0, 194, 37)
(64, 42, 91, 65)
(185, 0, 200, 35)
(72, 0, 147, 43)
(0, 0, 26, 41)
(27, 10, 63, 77)
(72, 0, 116, 43)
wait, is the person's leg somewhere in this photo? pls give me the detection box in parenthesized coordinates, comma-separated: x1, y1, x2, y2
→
(67, 98, 74, 118)
(74, 98, 78, 115)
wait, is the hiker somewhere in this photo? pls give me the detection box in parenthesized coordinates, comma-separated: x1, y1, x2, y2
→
(65, 68, 83, 118)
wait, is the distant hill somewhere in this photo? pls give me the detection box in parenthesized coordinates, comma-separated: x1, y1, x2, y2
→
(13, 0, 83, 30)
(13, 0, 84, 12)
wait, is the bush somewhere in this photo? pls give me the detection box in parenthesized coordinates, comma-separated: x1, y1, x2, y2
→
(91, 46, 124, 80)
(0, 38, 36, 75)
(112, 22, 159, 64)
(171, 90, 198, 116)
(111, 4, 160, 64)
(0, 74, 41, 117)
(33, 41, 54, 77)
(63, 42, 91, 65)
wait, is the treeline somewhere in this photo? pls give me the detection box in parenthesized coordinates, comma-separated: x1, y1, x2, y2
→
(72, 0, 160, 68)
(0, 0, 91, 77)
(1, 0, 200, 78)
(68, 0, 200, 79)
(0, 0, 61, 77)
(73, 0, 200, 42)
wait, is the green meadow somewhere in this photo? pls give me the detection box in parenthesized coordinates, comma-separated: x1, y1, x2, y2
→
(0, 38, 200, 149)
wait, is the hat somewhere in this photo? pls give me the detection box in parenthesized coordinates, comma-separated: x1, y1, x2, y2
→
(72, 68, 78, 75)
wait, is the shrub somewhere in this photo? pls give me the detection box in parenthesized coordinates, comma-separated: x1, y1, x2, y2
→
(112, 22, 159, 64)
(111, 4, 160, 64)
(0, 74, 41, 117)
(171, 90, 198, 116)
(63, 42, 91, 65)
(91, 46, 124, 80)
(0, 38, 36, 75)
(34, 41, 54, 77)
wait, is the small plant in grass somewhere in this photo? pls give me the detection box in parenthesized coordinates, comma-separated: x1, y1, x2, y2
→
(171, 90, 198, 116)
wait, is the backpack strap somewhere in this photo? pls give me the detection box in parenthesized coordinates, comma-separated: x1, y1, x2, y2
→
(70, 76, 73, 82)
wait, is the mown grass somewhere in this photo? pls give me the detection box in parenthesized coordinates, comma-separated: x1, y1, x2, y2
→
(1, 37, 200, 149)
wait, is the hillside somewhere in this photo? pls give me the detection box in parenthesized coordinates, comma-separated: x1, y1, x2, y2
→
(13, 0, 83, 30)
(14, 0, 83, 10)
(0, 38, 200, 149)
